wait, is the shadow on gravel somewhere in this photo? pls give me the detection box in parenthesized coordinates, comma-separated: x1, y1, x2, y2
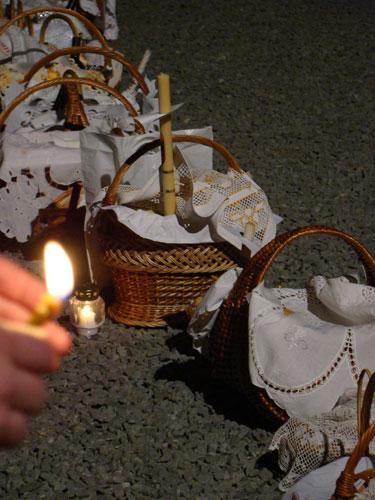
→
(155, 330, 279, 433)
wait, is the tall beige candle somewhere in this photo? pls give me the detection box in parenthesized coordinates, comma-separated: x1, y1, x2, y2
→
(157, 73, 176, 215)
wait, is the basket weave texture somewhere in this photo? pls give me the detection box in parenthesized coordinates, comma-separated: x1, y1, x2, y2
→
(331, 370, 375, 499)
(208, 225, 375, 424)
(99, 135, 243, 327)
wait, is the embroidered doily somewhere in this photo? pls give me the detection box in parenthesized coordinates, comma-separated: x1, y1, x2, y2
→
(271, 390, 375, 492)
(0, 130, 82, 241)
(87, 141, 280, 250)
(249, 276, 375, 419)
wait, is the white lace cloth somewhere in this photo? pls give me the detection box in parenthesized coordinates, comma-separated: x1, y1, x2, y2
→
(249, 275, 375, 420)
(0, 130, 82, 241)
(2, 0, 119, 41)
(281, 456, 375, 499)
(84, 130, 280, 250)
(0, 73, 160, 241)
(188, 267, 243, 354)
(271, 388, 374, 491)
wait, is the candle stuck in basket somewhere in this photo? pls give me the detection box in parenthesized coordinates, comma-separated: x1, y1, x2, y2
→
(157, 73, 176, 216)
(29, 241, 74, 326)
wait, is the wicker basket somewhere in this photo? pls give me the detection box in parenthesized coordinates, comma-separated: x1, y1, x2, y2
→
(331, 369, 375, 499)
(0, 6, 126, 86)
(0, 6, 109, 48)
(0, 74, 145, 237)
(38, 12, 80, 43)
(208, 225, 375, 424)
(98, 134, 243, 328)
(22, 46, 150, 93)
(36, 12, 122, 86)
(0, 74, 146, 132)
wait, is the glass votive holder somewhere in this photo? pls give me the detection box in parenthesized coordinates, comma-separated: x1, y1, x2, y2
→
(69, 283, 105, 338)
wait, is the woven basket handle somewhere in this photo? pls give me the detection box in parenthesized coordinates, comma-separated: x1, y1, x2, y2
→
(0, 76, 146, 134)
(0, 7, 109, 50)
(22, 46, 149, 95)
(224, 225, 375, 314)
(357, 369, 374, 439)
(39, 13, 80, 44)
(102, 134, 241, 206)
(332, 370, 375, 499)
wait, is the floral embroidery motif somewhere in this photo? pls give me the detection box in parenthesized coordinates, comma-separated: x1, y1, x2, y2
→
(284, 326, 308, 350)
(250, 327, 359, 394)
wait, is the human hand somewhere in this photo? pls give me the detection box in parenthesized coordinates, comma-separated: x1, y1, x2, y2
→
(0, 327, 62, 446)
(0, 254, 72, 446)
(0, 254, 72, 355)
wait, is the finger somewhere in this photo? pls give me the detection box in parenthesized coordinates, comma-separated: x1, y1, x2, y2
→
(0, 330, 59, 373)
(10, 369, 48, 415)
(0, 406, 28, 447)
(0, 255, 46, 311)
(0, 295, 31, 323)
(0, 312, 72, 359)
(44, 322, 72, 356)
(0, 358, 48, 414)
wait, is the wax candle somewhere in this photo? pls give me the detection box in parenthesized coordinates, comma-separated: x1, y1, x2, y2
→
(79, 304, 97, 328)
(157, 73, 176, 216)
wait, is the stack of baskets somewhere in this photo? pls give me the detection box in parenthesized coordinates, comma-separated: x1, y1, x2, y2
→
(0, 6, 150, 238)
(0, 73, 147, 234)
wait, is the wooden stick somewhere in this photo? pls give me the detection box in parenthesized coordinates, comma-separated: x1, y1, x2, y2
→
(128, 49, 151, 92)
(157, 73, 176, 216)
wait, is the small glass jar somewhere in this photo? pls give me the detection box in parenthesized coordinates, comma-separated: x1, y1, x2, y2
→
(69, 283, 105, 337)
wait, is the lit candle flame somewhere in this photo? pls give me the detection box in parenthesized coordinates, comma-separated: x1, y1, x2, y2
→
(44, 241, 74, 300)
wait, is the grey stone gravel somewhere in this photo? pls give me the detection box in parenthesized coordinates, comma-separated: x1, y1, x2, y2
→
(1, 0, 375, 499)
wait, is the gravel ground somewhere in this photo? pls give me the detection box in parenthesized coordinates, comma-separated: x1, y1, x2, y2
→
(1, 0, 375, 499)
